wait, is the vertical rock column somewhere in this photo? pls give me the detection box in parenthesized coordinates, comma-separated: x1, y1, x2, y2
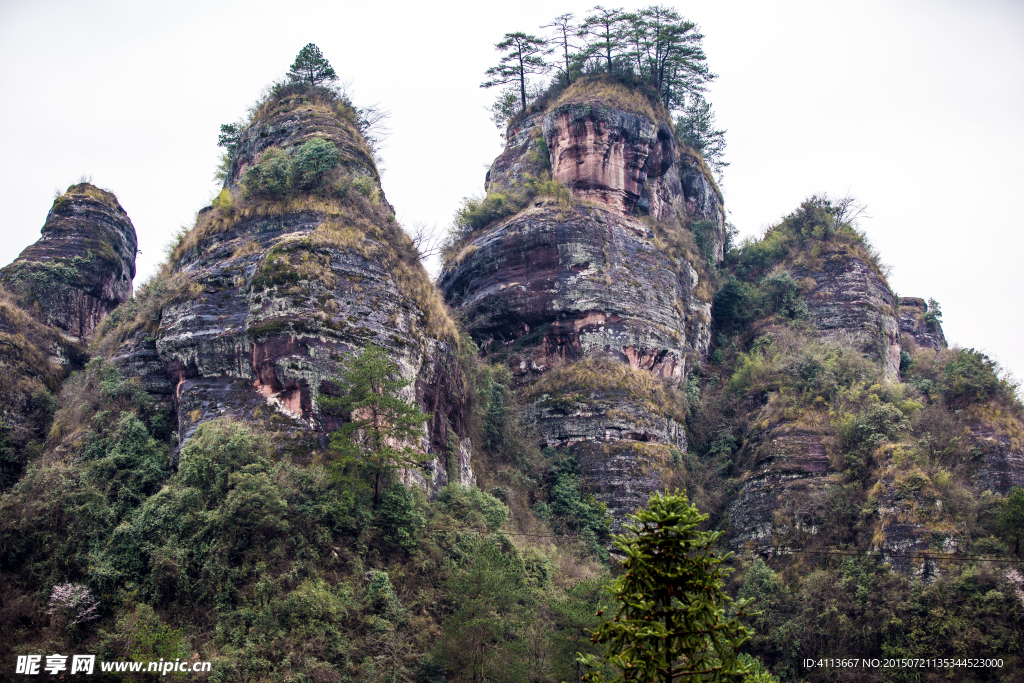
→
(0, 183, 137, 339)
(440, 78, 725, 528)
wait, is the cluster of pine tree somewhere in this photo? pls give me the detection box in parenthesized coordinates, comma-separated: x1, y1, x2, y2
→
(482, 5, 727, 175)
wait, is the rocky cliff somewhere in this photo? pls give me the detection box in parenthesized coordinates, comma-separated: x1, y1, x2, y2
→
(0, 183, 137, 339)
(0, 183, 135, 486)
(105, 86, 471, 488)
(898, 296, 947, 351)
(440, 77, 724, 527)
(789, 250, 901, 380)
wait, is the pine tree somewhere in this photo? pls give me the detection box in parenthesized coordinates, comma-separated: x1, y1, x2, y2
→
(322, 344, 430, 505)
(287, 43, 338, 87)
(482, 32, 551, 112)
(675, 95, 728, 177)
(544, 13, 583, 86)
(580, 6, 629, 72)
(1000, 487, 1024, 556)
(578, 490, 753, 683)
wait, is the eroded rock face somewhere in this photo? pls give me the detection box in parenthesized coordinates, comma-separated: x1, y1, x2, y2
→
(0, 184, 137, 339)
(898, 297, 947, 351)
(109, 91, 469, 489)
(728, 426, 838, 547)
(973, 423, 1024, 495)
(870, 462, 960, 579)
(440, 203, 705, 382)
(542, 104, 677, 218)
(791, 253, 901, 379)
(441, 80, 724, 525)
(525, 380, 687, 531)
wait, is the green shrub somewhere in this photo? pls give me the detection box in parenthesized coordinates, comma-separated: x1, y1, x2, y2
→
(942, 348, 1006, 409)
(211, 188, 233, 212)
(378, 483, 425, 555)
(291, 138, 341, 190)
(760, 269, 806, 319)
(436, 484, 508, 532)
(540, 450, 610, 556)
(243, 147, 291, 198)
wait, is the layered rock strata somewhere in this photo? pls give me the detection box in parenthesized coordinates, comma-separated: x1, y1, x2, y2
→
(0, 183, 137, 339)
(898, 297, 947, 350)
(441, 78, 724, 524)
(109, 90, 471, 488)
(972, 423, 1024, 496)
(790, 253, 901, 379)
(728, 424, 838, 548)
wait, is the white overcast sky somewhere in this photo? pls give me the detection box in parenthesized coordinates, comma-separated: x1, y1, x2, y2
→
(2, 0, 1022, 386)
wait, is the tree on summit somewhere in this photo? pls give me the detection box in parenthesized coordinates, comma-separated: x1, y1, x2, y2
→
(482, 32, 552, 112)
(288, 43, 338, 87)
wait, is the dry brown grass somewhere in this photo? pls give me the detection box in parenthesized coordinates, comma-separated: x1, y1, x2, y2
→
(523, 357, 687, 422)
(551, 75, 669, 124)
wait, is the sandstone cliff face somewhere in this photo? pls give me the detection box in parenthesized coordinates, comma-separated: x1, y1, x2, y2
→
(109, 90, 470, 489)
(790, 253, 901, 379)
(973, 423, 1024, 496)
(441, 78, 723, 525)
(440, 203, 703, 381)
(0, 183, 134, 486)
(728, 425, 837, 548)
(0, 184, 137, 339)
(898, 297, 947, 351)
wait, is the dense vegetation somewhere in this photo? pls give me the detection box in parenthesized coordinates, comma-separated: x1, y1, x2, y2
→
(482, 5, 727, 173)
(679, 197, 1024, 681)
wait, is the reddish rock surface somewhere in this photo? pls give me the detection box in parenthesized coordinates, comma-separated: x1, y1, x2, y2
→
(440, 78, 725, 524)
(543, 105, 677, 218)
(0, 183, 137, 339)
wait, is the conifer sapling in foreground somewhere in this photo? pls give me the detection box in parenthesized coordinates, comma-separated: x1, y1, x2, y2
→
(578, 490, 753, 683)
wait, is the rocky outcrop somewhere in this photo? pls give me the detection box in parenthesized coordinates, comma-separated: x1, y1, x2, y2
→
(972, 423, 1024, 495)
(898, 297, 947, 350)
(440, 203, 709, 383)
(106, 88, 469, 489)
(519, 359, 687, 530)
(440, 78, 726, 524)
(728, 425, 838, 548)
(0, 291, 78, 486)
(869, 457, 960, 578)
(542, 103, 678, 218)
(0, 184, 137, 339)
(790, 252, 901, 379)
(225, 90, 380, 194)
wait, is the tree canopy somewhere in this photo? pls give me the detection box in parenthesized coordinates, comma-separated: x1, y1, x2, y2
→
(675, 94, 728, 177)
(482, 32, 552, 111)
(321, 344, 430, 505)
(287, 43, 338, 87)
(483, 5, 719, 142)
(578, 490, 752, 683)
